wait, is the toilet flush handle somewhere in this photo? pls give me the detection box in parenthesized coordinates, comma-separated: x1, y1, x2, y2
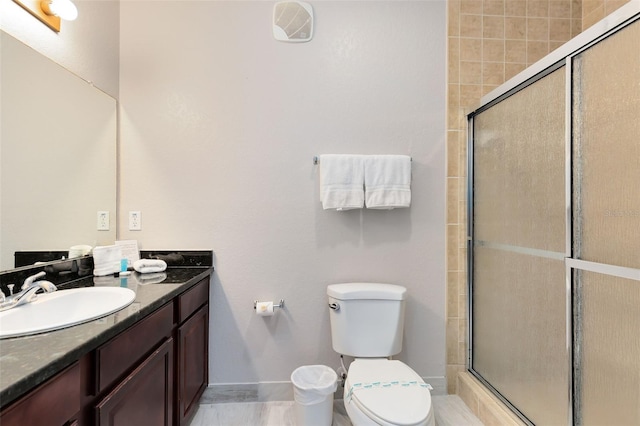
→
(328, 302, 340, 311)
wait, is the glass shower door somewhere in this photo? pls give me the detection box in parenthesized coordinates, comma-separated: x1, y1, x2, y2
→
(468, 11, 640, 426)
(471, 66, 569, 425)
(572, 20, 640, 426)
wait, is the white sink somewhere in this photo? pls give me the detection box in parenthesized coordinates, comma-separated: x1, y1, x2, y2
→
(0, 287, 136, 339)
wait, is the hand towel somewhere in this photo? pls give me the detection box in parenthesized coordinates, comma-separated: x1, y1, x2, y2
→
(319, 154, 365, 210)
(364, 155, 411, 209)
(133, 259, 167, 274)
(93, 245, 123, 277)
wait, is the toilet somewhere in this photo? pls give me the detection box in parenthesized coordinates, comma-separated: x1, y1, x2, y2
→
(327, 283, 435, 426)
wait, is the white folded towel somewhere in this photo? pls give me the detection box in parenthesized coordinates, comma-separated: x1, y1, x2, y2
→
(93, 245, 123, 277)
(364, 155, 412, 209)
(133, 259, 167, 274)
(319, 154, 365, 210)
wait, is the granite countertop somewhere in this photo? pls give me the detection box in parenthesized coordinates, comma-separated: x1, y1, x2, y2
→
(0, 266, 213, 409)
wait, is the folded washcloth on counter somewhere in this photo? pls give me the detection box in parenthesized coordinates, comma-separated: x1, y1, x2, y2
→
(133, 259, 167, 274)
(93, 245, 123, 277)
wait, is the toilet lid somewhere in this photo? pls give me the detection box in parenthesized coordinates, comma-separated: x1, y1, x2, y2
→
(345, 359, 432, 426)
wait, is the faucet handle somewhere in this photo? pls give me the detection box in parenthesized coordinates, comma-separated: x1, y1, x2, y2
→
(21, 271, 46, 290)
(12, 281, 57, 307)
(7, 284, 15, 295)
(40, 281, 57, 293)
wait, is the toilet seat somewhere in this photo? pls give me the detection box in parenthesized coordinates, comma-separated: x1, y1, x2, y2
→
(345, 359, 433, 426)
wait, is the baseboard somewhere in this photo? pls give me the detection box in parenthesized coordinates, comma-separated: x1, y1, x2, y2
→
(424, 376, 447, 396)
(201, 382, 293, 403)
(201, 375, 446, 404)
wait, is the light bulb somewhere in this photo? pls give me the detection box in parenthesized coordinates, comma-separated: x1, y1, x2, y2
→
(41, 0, 78, 21)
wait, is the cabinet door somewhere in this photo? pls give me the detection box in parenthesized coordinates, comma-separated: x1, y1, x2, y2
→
(96, 338, 173, 426)
(177, 304, 208, 425)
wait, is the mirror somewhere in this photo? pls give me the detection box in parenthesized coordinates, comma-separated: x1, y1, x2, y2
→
(0, 30, 117, 270)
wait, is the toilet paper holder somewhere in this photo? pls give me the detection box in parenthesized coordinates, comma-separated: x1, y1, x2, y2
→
(254, 299, 285, 310)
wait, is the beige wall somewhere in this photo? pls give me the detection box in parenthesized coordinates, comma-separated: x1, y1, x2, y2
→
(583, 0, 632, 28)
(119, 1, 448, 390)
(0, 0, 120, 97)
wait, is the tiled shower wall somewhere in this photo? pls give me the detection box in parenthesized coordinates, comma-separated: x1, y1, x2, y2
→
(445, 0, 632, 397)
(583, 0, 633, 28)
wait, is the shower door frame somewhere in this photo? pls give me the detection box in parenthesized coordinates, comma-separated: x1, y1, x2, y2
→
(466, 58, 570, 426)
(466, 4, 640, 425)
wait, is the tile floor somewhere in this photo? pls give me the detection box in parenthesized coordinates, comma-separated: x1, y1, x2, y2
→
(189, 395, 484, 425)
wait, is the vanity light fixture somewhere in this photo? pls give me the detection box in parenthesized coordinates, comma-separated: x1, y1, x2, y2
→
(13, 0, 78, 33)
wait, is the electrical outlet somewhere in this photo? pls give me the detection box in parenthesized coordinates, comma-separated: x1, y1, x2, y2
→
(129, 211, 141, 231)
(97, 211, 109, 230)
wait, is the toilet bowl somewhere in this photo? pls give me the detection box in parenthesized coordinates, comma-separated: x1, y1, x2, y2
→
(343, 359, 434, 426)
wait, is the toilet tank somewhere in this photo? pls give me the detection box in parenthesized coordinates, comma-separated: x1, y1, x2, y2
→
(327, 283, 406, 357)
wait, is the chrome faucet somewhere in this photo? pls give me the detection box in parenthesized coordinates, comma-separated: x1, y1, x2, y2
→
(0, 272, 57, 312)
(21, 271, 46, 290)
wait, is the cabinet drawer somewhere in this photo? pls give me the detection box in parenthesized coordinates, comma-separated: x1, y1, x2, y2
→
(177, 278, 209, 323)
(96, 302, 174, 393)
(0, 362, 80, 426)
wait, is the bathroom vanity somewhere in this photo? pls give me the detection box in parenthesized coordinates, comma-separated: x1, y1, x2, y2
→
(0, 257, 212, 426)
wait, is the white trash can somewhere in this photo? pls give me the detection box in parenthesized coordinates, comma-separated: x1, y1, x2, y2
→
(291, 365, 338, 426)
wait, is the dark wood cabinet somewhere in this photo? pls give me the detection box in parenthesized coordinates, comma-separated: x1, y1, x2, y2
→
(95, 302, 174, 394)
(96, 338, 174, 426)
(175, 278, 209, 425)
(0, 362, 80, 426)
(177, 304, 208, 425)
(0, 277, 210, 426)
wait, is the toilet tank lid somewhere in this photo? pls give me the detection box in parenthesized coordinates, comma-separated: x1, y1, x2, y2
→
(327, 283, 406, 300)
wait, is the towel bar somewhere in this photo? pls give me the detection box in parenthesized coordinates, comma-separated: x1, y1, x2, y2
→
(313, 155, 411, 165)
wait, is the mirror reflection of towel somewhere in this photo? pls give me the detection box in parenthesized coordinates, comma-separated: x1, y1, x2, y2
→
(93, 245, 123, 276)
(135, 272, 167, 285)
